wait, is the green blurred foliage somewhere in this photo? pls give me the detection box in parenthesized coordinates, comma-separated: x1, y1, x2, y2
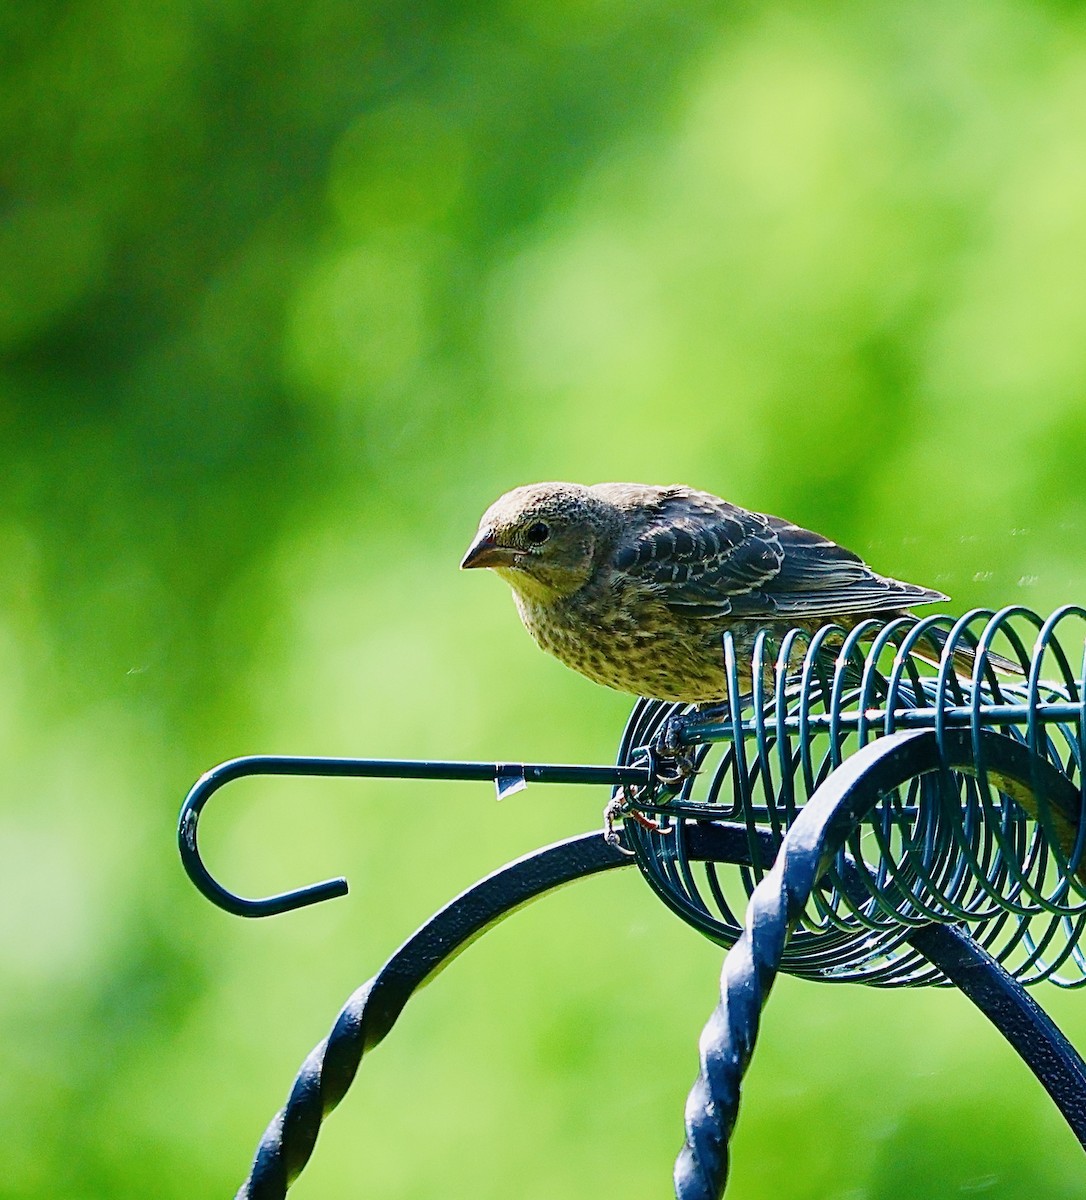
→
(2, 1, 1086, 1196)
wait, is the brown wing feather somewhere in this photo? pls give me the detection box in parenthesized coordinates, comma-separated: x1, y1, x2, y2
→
(612, 489, 945, 620)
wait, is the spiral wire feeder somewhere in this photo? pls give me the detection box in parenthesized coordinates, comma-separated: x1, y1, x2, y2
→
(620, 605, 1086, 989)
(177, 605, 1086, 1199)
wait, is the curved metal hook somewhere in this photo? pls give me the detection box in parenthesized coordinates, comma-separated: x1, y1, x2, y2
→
(179, 756, 349, 918)
(178, 753, 655, 918)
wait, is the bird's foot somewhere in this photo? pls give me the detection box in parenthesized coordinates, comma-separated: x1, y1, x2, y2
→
(653, 717, 699, 787)
(627, 807, 673, 835)
(603, 797, 636, 854)
(661, 713, 686, 757)
(603, 794, 674, 854)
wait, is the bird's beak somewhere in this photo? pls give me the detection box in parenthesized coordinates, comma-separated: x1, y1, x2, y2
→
(460, 528, 513, 570)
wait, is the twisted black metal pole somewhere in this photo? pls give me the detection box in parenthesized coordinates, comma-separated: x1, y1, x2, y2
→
(673, 728, 1086, 1200)
(233, 777, 1086, 1199)
(233, 822, 771, 1199)
(235, 831, 630, 1198)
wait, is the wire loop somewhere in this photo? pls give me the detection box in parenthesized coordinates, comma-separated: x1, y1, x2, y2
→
(621, 607, 1086, 987)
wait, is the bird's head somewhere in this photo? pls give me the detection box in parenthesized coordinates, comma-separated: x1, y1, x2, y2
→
(461, 482, 615, 602)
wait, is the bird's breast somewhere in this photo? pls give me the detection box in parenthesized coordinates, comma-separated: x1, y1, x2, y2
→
(511, 579, 735, 701)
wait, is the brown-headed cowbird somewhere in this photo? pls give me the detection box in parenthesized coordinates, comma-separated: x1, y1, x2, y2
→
(461, 481, 950, 702)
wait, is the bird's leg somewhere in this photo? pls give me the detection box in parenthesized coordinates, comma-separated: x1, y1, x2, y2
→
(662, 701, 730, 753)
(603, 796, 636, 854)
(661, 714, 683, 756)
(626, 805, 673, 834)
(603, 713, 709, 847)
(654, 714, 700, 785)
(603, 789, 674, 851)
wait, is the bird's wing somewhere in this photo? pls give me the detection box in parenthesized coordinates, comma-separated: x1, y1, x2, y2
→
(612, 492, 945, 619)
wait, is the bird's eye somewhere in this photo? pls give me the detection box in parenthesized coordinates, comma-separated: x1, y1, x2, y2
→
(524, 521, 551, 545)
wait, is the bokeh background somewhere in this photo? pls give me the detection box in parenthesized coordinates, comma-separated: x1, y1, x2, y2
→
(4, 2, 1086, 1196)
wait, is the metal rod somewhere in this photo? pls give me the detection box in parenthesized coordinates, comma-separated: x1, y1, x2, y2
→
(680, 701, 1086, 744)
(179, 754, 653, 918)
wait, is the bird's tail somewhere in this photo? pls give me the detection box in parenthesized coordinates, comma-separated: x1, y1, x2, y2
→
(911, 624, 1025, 679)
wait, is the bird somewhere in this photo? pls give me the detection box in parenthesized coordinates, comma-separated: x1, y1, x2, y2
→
(460, 481, 976, 704)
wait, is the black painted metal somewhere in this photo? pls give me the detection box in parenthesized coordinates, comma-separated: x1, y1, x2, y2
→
(235, 831, 632, 1198)
(229, 795, 1086, 1199)
(179, 754, 654, 917)
(674, 728, 1086, 1200)
(232, 822, 784, 1198)
(233, 823, 774, 1198)
(908, 923, 1086, 1146)
(175, 607, 1086, 1198)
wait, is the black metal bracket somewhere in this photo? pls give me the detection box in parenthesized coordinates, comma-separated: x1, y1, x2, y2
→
(674, 728, 1086, 1200)
(176, 607, 1086, 1197)
(199, 770, 1086, 1199)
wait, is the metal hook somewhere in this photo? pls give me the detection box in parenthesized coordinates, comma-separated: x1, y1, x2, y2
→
(178, 753, 654, 918)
